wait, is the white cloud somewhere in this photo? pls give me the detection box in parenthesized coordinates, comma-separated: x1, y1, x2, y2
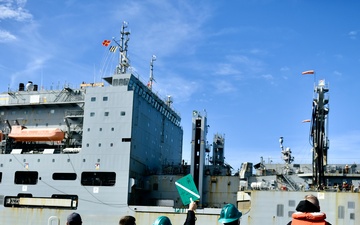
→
(215, 63, 242, 76)
(213, 80, 236, 94)
(280, 66, 289, 71)
(348, 30, 357, 40)
(261, 74, 273, 80)
(0, 0, 32, 21)
(0, 29, 16, 42)
(333, 70, 342, 77)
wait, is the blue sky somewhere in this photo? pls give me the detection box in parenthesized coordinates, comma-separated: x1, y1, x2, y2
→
(1, 0, 360, 171)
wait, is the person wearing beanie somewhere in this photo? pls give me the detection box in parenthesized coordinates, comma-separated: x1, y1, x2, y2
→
(287, 194, 331, 225)
(119, 215, 136, 225)
(66, 212, 82, 225)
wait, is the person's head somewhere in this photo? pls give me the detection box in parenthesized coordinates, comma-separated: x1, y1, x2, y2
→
(305, 194, 320, 209)
(295, 194, 320, 213)
(218, 204, 242, 225)
(119, 216, 136, 225)
(66, 212, 82, 225)
(153, 216, 172, 225)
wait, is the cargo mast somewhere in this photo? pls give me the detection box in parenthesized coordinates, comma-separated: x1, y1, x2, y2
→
(310, 80, 329, 188)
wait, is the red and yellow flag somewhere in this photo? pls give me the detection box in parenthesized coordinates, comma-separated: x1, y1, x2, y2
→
(102, 40, 111, 47)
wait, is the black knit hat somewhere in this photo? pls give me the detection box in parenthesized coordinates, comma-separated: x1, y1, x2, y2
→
(67, 212, 82, 225)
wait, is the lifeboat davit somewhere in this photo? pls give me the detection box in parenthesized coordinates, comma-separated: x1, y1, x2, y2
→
(9, 126, 65, 142)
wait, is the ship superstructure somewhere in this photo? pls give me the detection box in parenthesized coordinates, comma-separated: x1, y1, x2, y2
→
(0, 22, 185, 224)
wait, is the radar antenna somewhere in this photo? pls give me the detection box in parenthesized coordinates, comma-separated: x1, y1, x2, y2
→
(148, 55, 156, 90)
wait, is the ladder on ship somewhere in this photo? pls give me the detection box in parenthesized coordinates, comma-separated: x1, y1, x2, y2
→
(279, 174, 300, 191)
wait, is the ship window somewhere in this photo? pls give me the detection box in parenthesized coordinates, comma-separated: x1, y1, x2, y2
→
(98, 143, 101, 147)
(111, 127, 114, 131)
(103, 96, 108, 101)
(104, 112, 109, 116)
(50, 109, 55, 114)
(348, 201, 355, 209)
(99, 128, 102, 131)
(288, 200, 295, 207)
(110, 143, 113, 147)
(53, 173, 77, 180)
(14, 171, 38, 185)
(288, 211, 295, 218)
(86, 143, 89, 147)
(88, 128, 90, 131)
(0, 172, 2, 183)
(91, 97, 96, 102)
(81, 172, 116, 186)
(122, 138, 131, 142)
(338, 205, 345, 219)
(121, 111, 125, 116)
(276, 204, 284, 217)
(90, 112, 95, 117)
(350, 213, 355, 220)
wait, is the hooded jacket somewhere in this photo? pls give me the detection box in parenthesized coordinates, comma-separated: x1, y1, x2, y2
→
(287, 200, 331, 225)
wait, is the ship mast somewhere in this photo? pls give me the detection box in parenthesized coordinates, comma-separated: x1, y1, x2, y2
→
(310, 79, 329, 188)
(148, 55, 156, 90)
(113, 21, 131, 75)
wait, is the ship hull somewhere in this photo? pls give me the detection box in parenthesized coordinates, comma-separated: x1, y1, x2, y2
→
(1, 189, 359, 225)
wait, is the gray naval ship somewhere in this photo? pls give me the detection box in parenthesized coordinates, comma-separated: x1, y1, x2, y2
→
(0, 22, 359, 225)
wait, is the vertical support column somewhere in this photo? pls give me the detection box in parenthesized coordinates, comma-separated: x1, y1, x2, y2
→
(190, 110, 207, 206)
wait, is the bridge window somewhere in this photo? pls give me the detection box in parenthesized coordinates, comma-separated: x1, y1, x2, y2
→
(53, 173, 77, 180)
(81, 172, 116, 186)
(14, 171, 38, 185)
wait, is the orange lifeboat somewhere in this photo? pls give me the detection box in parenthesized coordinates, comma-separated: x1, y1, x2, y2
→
(9, 126, 65, 142)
